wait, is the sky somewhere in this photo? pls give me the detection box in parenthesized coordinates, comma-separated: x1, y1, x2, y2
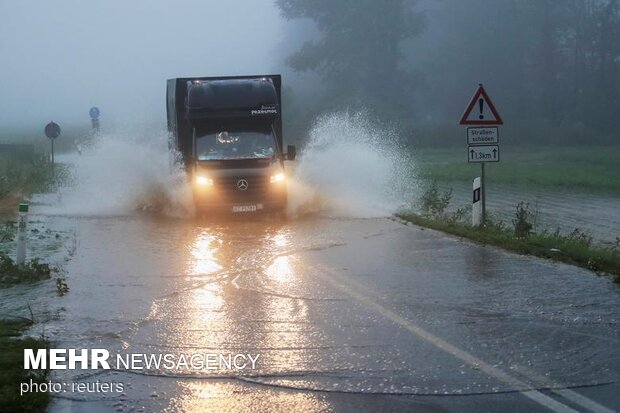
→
(0, 0, 286, 129)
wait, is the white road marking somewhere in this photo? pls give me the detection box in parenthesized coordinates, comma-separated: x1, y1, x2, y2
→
(521, 391, 582, 413)
(512, 346, 617, 413)
(554, 389, 616, 413)
(317, 265, 582, 413)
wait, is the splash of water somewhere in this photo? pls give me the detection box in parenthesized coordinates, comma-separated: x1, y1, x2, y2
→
(41, 114, 417, 219)
(43, 127, 193, 217)
(288, 112, 419, 218)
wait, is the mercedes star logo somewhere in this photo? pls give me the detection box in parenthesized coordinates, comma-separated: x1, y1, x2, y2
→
(237, 179, 249, 191)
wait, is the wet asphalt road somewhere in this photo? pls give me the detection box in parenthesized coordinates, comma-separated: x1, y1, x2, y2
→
(19, 213, 620, 412)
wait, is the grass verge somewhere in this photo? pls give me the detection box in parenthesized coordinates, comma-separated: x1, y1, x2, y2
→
(0, 252, 55, 287)
(0, 154, 70, 217)
(0, 318, 49, 413)
(396, 212, 620, 282)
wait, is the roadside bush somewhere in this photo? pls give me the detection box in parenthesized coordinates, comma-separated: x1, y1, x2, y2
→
(55, 277, 69, 296)
(513, 202, 533, 239)
(447, 206, 470, 225)
(0, 222, 15, 242)
(0, 154, 69, 198)
(0, 252, 55, 286)
(566, 228, 593, 247)
(486, 215, 508, 233)
(420, 181, 452, 218)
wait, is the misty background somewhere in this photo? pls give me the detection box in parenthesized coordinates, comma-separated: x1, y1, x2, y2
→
(1, 0, 619, 147)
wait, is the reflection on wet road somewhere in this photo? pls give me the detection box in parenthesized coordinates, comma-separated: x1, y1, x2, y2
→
(26, 214, 620, 412)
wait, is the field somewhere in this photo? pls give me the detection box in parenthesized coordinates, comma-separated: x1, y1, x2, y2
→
(415, 145, 620, 193)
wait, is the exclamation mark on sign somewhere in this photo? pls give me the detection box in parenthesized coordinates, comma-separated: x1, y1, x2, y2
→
(478, 98, 485, 120)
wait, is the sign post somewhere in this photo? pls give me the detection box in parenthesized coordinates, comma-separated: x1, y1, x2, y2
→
(460, 84, 503, 225)
(89, 106, 100, 132)
(44, 121, 61, 168)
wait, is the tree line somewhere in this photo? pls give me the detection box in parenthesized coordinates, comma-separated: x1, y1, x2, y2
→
(277, 0, 620, 146)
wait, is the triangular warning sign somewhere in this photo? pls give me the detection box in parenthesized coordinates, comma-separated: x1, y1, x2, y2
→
(459, 85, 503, 125)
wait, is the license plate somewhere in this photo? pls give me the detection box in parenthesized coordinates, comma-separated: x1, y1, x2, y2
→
(232, 205, 257, 213)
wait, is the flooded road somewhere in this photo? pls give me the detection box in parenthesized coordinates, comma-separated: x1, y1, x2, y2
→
(12, 210, 619, 412)
(444, 182, 620, 244)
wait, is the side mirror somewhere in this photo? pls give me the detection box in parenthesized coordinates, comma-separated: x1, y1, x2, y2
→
(286, 145, 297, 161)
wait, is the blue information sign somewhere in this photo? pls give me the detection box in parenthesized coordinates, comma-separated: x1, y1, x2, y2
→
(89, 106, 100, 119)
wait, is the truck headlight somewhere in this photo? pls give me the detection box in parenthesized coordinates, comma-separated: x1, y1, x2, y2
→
(196, 175, 213, 186)
(270, 172, 285, 184)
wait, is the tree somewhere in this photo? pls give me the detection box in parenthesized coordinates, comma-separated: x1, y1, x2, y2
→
(277, 0, 426, 124)
(403, 0, 620, 144)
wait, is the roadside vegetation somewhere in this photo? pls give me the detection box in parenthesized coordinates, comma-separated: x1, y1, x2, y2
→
(0, 252, 56, 287)
(0, 153, 70, 217)
(398, 182, 620, 282)
(416, 146, 620, 194)
(0, 318, 49, 413)
(0, 153, 65, 195)
(0, 248, 68, 295)
(0, 145, 70, 289)
(0, 150, 67, 413)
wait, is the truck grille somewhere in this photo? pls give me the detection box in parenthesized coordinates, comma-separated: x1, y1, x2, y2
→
(216, 176, 269, 200)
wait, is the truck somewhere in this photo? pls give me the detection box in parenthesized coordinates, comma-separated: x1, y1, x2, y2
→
(166, 75, 296, 215)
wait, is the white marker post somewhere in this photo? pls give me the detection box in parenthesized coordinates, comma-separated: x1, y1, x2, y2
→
(16, 202, 29, 267)
(472, 177, 482, 226)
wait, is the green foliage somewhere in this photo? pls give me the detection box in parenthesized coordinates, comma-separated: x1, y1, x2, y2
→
(277, 0, 426, 122)
(0, 319, 49, 413)
(416, 146, 620, 193)
(566, 228, 593, 247)
(0, 154, 69, 198)
(447, 206, 470, 225)
(55, 277, 69, 296)
(0, 221, 16, 242)
(0, 252, 56, 286)
(513, 202, 533, 239)
(278, 1, 620, 143)
(397, 206, 620, 281)
(406, 0, 620, 136)
(419, 181, 452, 218)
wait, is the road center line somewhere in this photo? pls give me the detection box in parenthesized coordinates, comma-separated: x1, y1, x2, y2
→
(316, 265, 580, 413)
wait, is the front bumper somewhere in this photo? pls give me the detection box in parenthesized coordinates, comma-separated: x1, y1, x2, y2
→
(193, 185, 287, 214)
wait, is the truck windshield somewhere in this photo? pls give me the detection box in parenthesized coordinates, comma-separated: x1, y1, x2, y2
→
(196, 131, 276, 161)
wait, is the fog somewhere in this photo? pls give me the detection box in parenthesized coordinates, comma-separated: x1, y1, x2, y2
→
(2, 0, 619, 146)
(0, 0, 285, 128)
(276, 0, 620, 146)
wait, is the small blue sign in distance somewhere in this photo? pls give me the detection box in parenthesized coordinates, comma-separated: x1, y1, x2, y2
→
(89, 106, 100, 119)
